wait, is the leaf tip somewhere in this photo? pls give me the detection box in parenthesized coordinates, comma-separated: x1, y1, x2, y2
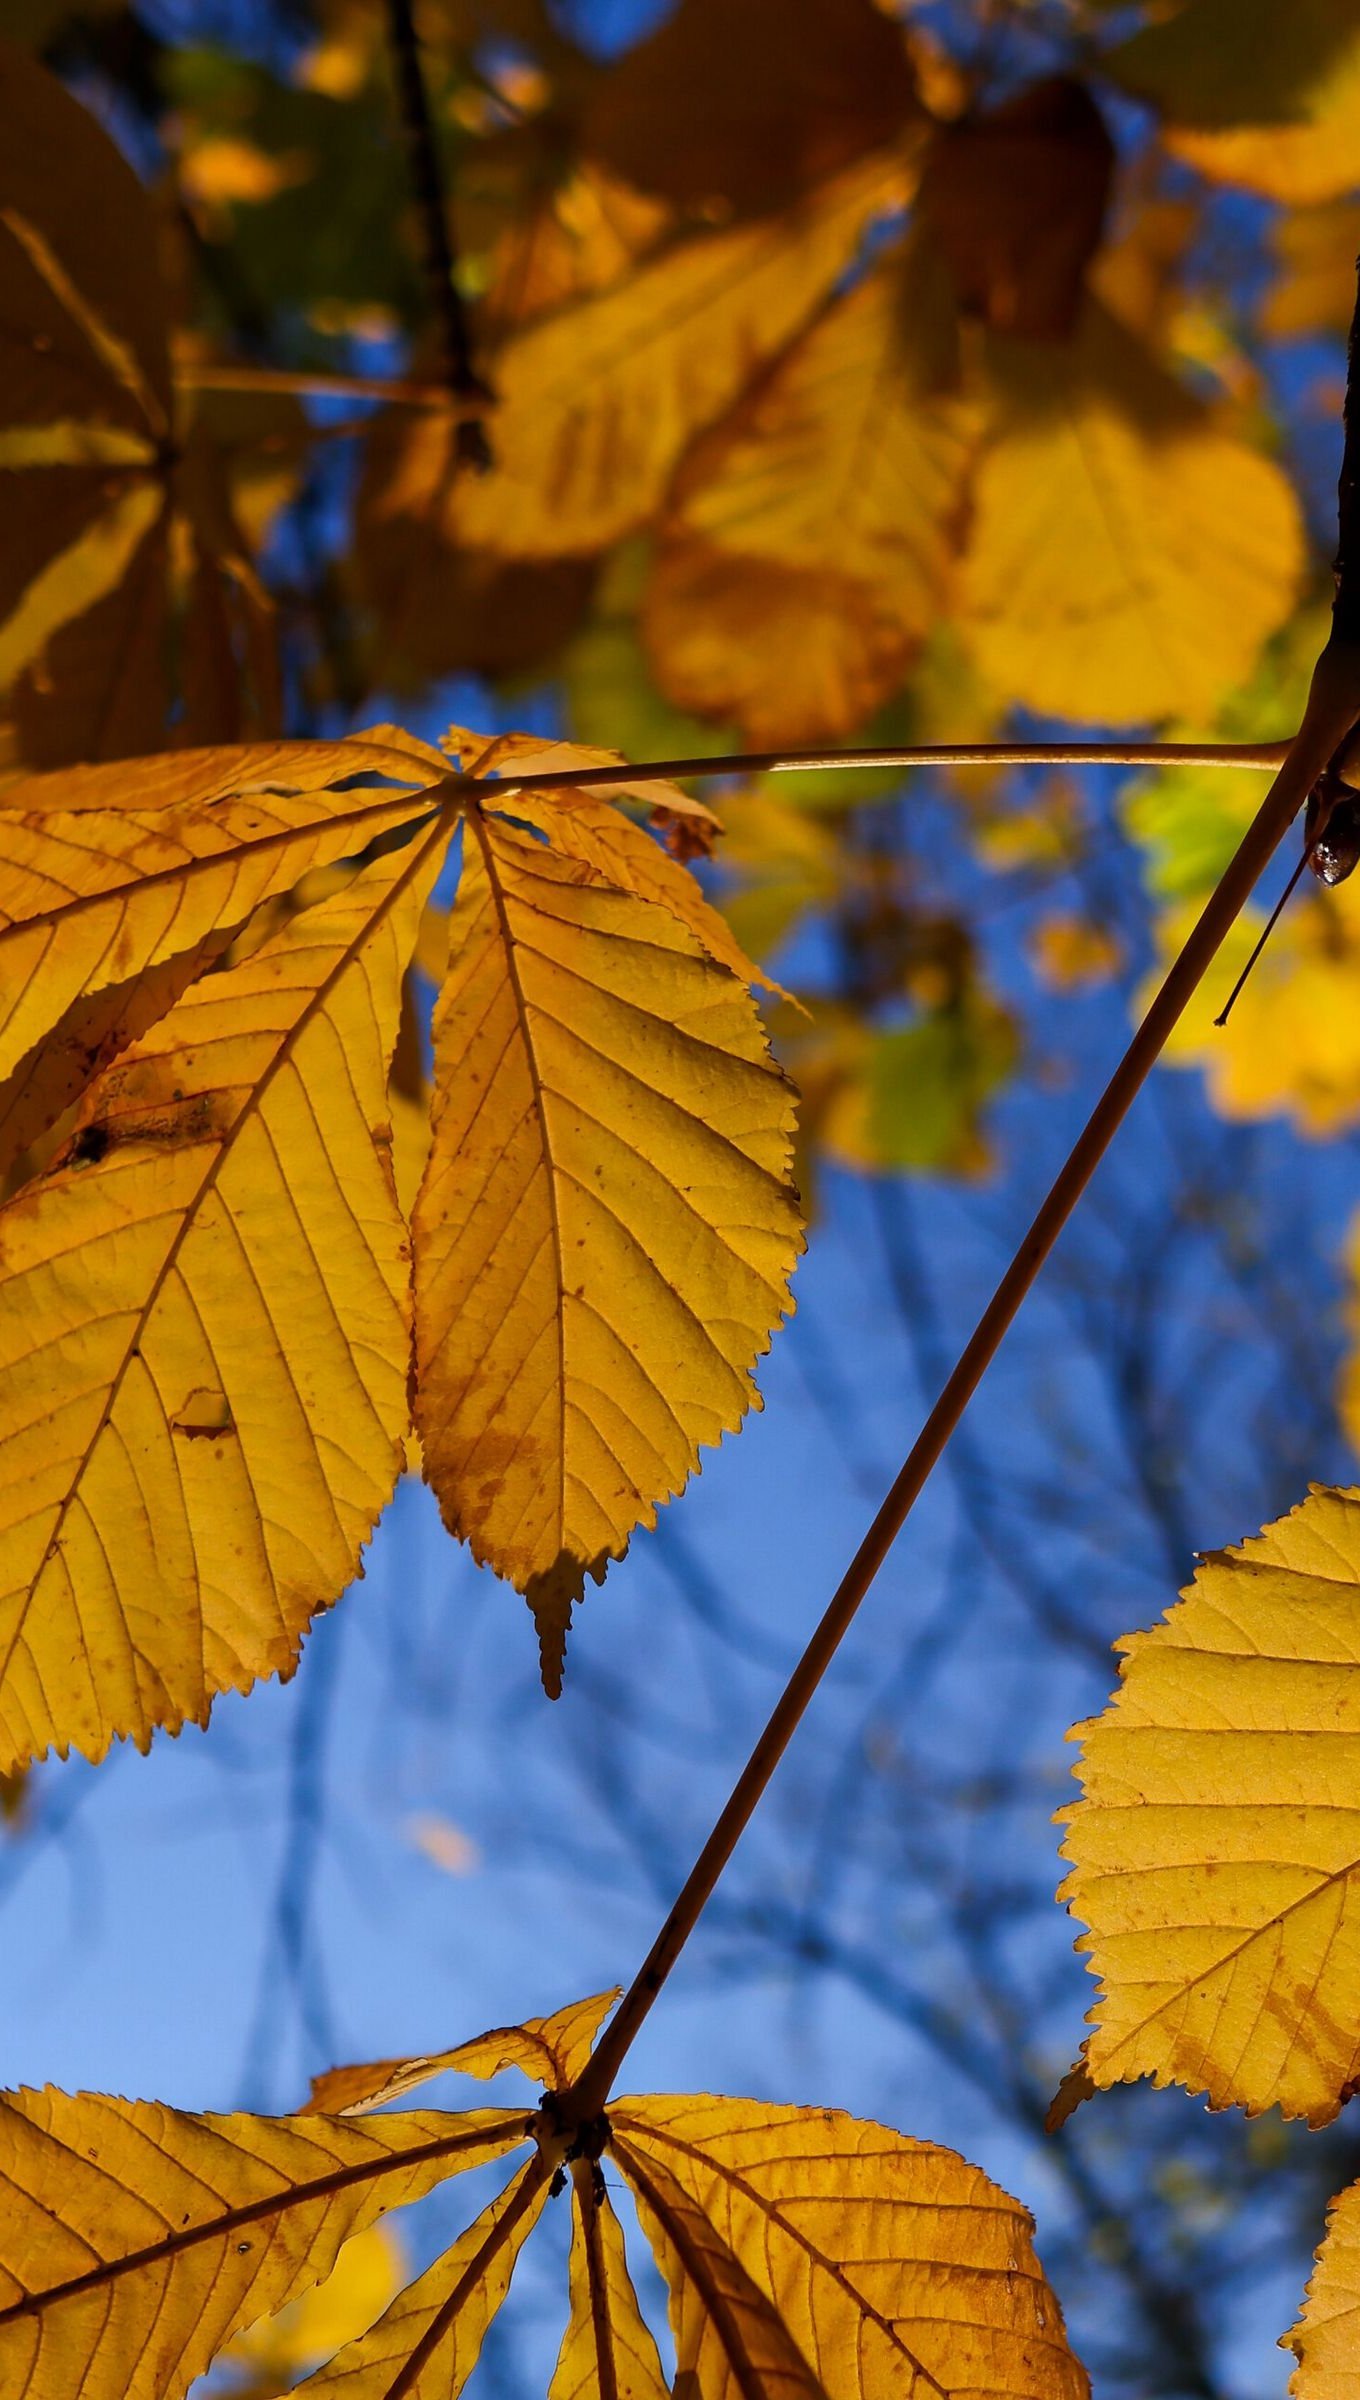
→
(1045, 2057, 1095, 2133)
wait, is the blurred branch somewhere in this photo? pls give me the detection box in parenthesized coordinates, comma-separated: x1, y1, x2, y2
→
(385, 0, 493, 468)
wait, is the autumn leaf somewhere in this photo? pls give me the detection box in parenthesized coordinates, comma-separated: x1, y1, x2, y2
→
(0, 819, 445, 1771)
(0, 723, 801, 1754)
(220, 2223, 405, 2393)
(612, 2094, 1089, 2400)
(374, 151, 902, 564)
(308, 1990, 622, 2117)
(0, 1996, 1087, 2400)
(1055, 1484, 1360, 2127)
(412, 802, 802, 1692)
(960, 301, 1305, 724)
(549, 2170, 668, 2400)
(0, 2083, 527, 2399)
(919, 76, 1113, 340)
(1284, 2177, 1360, 2400)
(645, 242, 974, 745)
(0, 731, 450, 1187)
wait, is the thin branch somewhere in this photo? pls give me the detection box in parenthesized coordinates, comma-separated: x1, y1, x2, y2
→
(563, 635, 1360, 2126)
(385, 0, 492, 468)
(174, 361, 462, 412)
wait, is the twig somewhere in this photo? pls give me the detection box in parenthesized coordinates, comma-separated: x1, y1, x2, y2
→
(174, 361, 465, 412)
(384, 0, 492, 468)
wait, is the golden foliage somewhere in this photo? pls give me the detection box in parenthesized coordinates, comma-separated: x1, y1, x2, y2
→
(1285, 2177, 1360, 2400)
(412, 804, 801, 1691)
(960, 304, 1305, 724)
(0, 2083, 525, 2399)
(1056, 1485, 1360, 2126)
(0, 825, 441, 1771)
(645, 247, 974, 746)
(0, 1997, 1086, 2400)
(0, 732, 447, 1183)
(308, 1990, 621, 2116)
(549, 2173, 668, 2400)
(0, 727, 802, 1758)
(613, 2094, 1089, 2400)
(370, 152, 904, 564)
(1108, 0, 1360, 203)
(220, 2223, 405, 2391)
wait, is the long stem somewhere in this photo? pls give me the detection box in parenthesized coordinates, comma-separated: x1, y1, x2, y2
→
(175, 362, 459, 411)
(493, 737, 1289, 792)
(565, 637, 1360, 2123)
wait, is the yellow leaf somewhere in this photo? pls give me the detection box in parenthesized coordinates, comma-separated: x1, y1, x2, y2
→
(1057, 1484, 1360, 2125)
(426, 153, 903, 558)
(503, 784, 783, 997)
(0, 734, 448, 1186)
(1284, 2176, 1360, 2400)
(308, 1990, 622, 2117)
(549, 2172, 668, 2400)
(291, 2164, 549, 2399)
(960, 301, 1305, 723)
(439, 726, 721, 843)
(222, 2223, 405, 2380)
(412, 807, 802, 1691)
(1152, 878, 1360, 1136)
(645, 246, 974, 743)
(0, 817, 447, 1770)
(612, 2094, 1087, 2400)
(0, 1994, 1088, 2400)
(0, 2085, 527, 2400)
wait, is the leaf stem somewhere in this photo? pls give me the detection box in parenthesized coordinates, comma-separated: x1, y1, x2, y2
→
(563, 639, 1360, 2125)
(495, 737, 1290, 791)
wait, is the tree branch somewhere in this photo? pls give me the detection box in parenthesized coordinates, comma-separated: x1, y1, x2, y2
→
(385, 0, 492, 467)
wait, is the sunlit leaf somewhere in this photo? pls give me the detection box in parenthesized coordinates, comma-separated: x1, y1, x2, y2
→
(645, 244, 974, 743)
(549, 2172, 668, 2400)
(0, 1994, 1086, 2400)
(220, 2223, 405, 2387)
(1284, 2175, 1360, 2400)
(0, 820, 445, 1769)
(0, 2084, 526, 2400)
(308, 1990, 622, 2116)
(412, 804, 802, 1691)
(960, 302, 1305, 723)
(0, 733, 448, 1184)
(1056, 1484, 1360, 2125)
(291, 2166, 549, 2398)
(412, 152, 903, 560)
(613, 2093, 1088, 2400)
(1108, 0, 1360, 203)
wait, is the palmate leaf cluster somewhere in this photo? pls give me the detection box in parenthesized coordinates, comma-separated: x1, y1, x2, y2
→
(0, 1990, 1090, 2400)
(0, 723, 802, 1747)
